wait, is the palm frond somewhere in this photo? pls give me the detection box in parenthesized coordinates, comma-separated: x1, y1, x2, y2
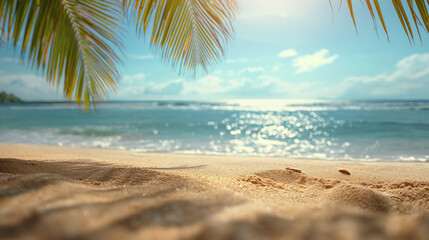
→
(0, 0, 122, 110)
(333, 0, 429, 42)
(122, 0, 239, 75)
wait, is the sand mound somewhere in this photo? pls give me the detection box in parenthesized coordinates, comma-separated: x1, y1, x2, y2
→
(239, 169, 341, 190)
(350, 181, 429, 211)
(194, 211, 429, 240)
(327, 184, 395, 213)
(0, 158, 183, 186)
(0, 158, 246, 239)
(386, 182, 429, 210)
(1, 147, 429, 240)
(238, 169, 428, 215)
(256, 169, 307, 184)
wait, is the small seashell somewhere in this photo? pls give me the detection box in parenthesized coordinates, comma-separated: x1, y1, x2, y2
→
(338, 169, 351, 175)
(286, 167, 302, 173)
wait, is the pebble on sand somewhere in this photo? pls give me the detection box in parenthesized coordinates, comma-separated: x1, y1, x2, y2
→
(286, 167, 302, 173)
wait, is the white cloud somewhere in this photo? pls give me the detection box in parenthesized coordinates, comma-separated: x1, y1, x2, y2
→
(129, 54, 154, 60)
(278, 49, 298, 58)
(122, 73, 147, 83)
(393, 53, 429, 80)
(183, 75, 238, 95)
(113, 53, 429, 100)
(240, 67, 265, 74)
(345, 73, 387, 84)
(340, 53, 429, 98)
(0, 74, 62, 100)
(113, 66, 335, 99)
(145, 79, 185, 95)
(2, 57, 22, 63)
(293, 49, 338, 73)
(345, 53, 429, 85)
(116, 78, 185, 99)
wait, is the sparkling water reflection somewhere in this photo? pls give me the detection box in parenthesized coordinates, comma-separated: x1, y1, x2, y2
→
(1, 100, 429, 161)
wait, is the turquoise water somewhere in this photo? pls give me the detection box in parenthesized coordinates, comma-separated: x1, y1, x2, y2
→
(1, 100, 429, 161)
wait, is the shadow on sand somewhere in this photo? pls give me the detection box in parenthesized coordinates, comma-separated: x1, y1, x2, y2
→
(1, 158, 428, 240)
(0, 158, 244, 239)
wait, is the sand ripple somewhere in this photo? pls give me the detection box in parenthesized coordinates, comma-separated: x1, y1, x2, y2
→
(1, 158, 428, 240)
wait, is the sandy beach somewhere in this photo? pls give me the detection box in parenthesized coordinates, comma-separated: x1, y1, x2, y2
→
(0, 143, 428, 239)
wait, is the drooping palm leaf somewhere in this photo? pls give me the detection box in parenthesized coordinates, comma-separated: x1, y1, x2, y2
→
(0, 0, 122, 110)
(121, 0, 238, 75)
(335, 0, 429, 42)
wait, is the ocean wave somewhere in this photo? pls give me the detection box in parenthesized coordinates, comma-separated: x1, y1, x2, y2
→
(1, 100, 429, 162)
(3, 100, 429, 112)
(1, 128, 428, 162)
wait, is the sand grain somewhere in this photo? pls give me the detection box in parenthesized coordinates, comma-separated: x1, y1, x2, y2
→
(0, 144, 428, 240)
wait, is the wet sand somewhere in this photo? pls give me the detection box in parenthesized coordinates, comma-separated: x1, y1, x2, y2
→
(0, 143, 428, 239)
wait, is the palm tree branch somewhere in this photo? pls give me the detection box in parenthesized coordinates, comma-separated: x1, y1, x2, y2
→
(0, 0, 122, 110)
(122, 0, 238, 75)
(333, 0, 429, 42)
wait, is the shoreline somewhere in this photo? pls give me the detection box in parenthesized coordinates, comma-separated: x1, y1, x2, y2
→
(1, 143, 428, 239)
(1, 142, 428, 163)
(2, 143, 429, 179)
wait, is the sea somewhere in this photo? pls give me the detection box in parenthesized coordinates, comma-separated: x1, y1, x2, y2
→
(1, 99, 429, 162)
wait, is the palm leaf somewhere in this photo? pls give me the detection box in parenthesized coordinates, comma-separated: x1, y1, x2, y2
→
(333, 0, 429, 42)
(122, 0, 239, 75)
(0, 0, 122, 110)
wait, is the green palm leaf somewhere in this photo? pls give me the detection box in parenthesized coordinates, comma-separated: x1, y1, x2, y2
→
(0, 0, 122, 110)
(122, 0, 239, 75)
(336, 0, 429, 42)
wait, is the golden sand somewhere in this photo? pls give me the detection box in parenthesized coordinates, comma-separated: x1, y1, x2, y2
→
(0, 143, 428, 239)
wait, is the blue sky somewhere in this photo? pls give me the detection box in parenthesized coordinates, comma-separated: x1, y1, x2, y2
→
(1, 0, 429, 101)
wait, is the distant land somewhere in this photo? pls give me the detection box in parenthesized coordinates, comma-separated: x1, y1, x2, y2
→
(0, 91, 23, 103)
